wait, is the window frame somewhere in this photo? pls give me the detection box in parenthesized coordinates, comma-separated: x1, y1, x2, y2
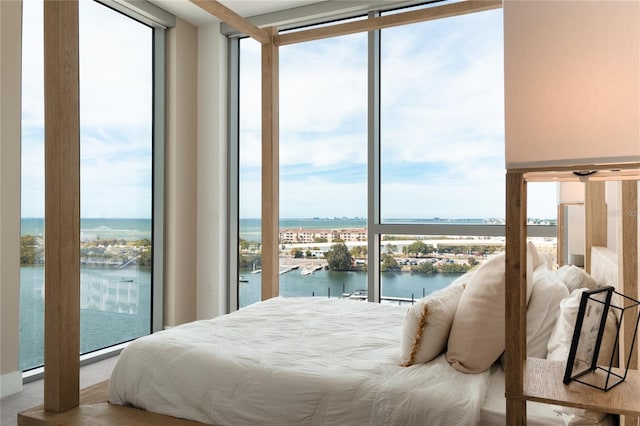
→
(227, 2, 556, 309)
(19, 0, 171, 378)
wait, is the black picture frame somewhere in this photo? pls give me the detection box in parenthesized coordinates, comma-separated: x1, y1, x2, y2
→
(563, 286, 614, 386)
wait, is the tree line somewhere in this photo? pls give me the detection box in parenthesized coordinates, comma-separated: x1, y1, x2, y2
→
(20, 235, 152, 267)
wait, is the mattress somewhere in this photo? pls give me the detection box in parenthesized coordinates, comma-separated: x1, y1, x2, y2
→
(108, 297, 491, 425)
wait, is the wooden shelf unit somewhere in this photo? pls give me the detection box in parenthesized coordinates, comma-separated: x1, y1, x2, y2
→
(504, 166, 640, 425)
(522, 357, 640, 417)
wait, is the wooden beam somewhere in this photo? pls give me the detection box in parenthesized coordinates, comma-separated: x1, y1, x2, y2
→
(43, 0, 81, 413)
(522, 166, 640, 183)
(620, 180, 639, 426)
(505, 171, 527, 425)
(585, 181, 607, 274)
(190, 0, 270, 44)
(275, 0, 501, 46)
(557, 203, 566, 267)
(621, 180, 638, 369)
(261, 27, 279, 301)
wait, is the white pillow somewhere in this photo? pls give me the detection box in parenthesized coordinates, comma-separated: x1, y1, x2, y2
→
(528, 241, 544, 270)
(540, 252, 557, 270)
(401, 281, 465, 366)
(555, 265, 599, 293)
(547, 288, 619, 425)
(546, 289, 577, 361)
(526, 266, 569, 358)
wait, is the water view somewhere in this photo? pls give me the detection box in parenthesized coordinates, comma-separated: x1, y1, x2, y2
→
(19, 217, 495, 371)
(239, 267, 462, 308)
(19, 265, 151, 371)
(19, 218, 153, 371)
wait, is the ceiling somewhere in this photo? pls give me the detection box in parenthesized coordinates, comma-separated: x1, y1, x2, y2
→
(149, 0, 326, 27)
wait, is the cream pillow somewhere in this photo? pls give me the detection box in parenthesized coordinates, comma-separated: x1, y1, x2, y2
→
(446, 254, 506, 374)
(556, 265, 599, 293)
(401, 281, 465, 366)
(526, 266, 569, 358)
(446, 247, 535, 374)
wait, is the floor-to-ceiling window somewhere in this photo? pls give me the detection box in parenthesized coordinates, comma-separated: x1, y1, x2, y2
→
(237, 36, 262, 307)
(20, 0, 165, 371)
(230, 1, 557, 309)
(236, 23, 368, 309)
(278, 30, 368, 302)
(377, 6, 507, 300)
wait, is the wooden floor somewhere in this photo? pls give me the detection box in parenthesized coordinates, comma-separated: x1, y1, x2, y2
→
(17, 381, 207, 426)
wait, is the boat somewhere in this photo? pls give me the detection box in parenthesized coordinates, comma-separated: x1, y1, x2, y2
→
(300, 268, 313, 276)
(349, 289, 368, 301)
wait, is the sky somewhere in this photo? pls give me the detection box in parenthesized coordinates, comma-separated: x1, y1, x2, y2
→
(22, 1, 558, 221)
(21, 0, 153, 219)
(238, 7, 559, 220)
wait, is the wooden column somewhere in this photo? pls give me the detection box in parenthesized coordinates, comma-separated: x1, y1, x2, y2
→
(505, 171, 527, 425)
(585, 181, 606, 273)
(43, 0, 81, 413)
(621, 181, 639, 366)
(620, 180, 639, 426)
(556, 203, 566, 267)
(261, 27, 279, 301)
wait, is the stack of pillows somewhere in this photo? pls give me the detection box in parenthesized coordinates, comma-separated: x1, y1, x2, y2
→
(400, 243, 619, 425)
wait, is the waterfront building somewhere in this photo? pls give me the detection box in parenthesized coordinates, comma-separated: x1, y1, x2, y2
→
(279, 228, 367, 244)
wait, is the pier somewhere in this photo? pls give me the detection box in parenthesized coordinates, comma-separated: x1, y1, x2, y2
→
(279, 265, 300, 274)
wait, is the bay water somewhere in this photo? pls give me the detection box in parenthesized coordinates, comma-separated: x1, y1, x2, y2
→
(239, 267, 461, 308)
(19, 218, 461, 371)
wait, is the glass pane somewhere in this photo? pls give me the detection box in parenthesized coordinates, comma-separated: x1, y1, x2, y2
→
(238, 32, 368, 308)
(20, 0, 45, 372)
(379, 233, 504, 304)
(78, 0, 153, 353)
(238, 37, 262, 308)
(20, 0, 153, 371)
(380, 9, 508, 224)
(278, 33, 368, 299)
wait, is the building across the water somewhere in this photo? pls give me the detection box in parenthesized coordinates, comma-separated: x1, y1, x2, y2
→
(279, 228, 367, 244)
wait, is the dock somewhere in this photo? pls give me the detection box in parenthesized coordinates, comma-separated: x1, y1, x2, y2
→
(279, 265, 300, 274)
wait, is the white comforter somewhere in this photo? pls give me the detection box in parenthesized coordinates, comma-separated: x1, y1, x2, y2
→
(108, 297, 490, 425)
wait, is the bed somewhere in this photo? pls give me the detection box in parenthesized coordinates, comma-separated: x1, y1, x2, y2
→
(108, 246, 620, 426)
(108, 296, 490, 425)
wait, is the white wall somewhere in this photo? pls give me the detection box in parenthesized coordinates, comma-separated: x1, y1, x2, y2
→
(165, 17, 199, 326)
(196, 22, 228, 320)
(164, 17, 229, 325)
(0, 0, 24, 398)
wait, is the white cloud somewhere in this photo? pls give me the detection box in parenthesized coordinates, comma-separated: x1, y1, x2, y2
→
(380, 179, 505, 219)
(79, 1, 153, 128)
(280, 177, 367, 218)
(21, 0, 153, 219)
(21, 0, 44, 127)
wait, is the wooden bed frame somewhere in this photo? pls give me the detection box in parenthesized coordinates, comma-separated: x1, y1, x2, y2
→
(18, 380, 206, 425)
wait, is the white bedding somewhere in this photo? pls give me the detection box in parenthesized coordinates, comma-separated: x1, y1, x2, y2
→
(108, 297, 491, 425)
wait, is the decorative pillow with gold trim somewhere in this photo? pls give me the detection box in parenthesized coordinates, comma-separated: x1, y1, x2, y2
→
(400, 280, 465, 366)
